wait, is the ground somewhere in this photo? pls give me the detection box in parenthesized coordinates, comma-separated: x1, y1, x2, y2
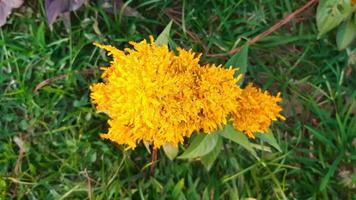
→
(0, 0, 355, 199)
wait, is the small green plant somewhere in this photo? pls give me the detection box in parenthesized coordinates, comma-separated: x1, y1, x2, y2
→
(90, 22, 285, 172)
(317, 0, 356, 50)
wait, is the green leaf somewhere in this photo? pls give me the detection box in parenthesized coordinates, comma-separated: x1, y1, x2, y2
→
(36, 23, 46, 48)
(178, 133, 219, 159)
(225, 44, 249, 85)
(162, 143, 179, 160)
(255, 132, 282, 152)
(250, 143, 272, 152)
(201, 135, 223, 171)
(316, 0, 355, 37)
(172, 179, 185, 199)
(218, 124, 259, 160)
(336, 18, 356, 50)
(156, 20, 173, 46)
(320, 154, 343, 191)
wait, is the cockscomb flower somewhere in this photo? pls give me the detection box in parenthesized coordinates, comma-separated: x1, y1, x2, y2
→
(90, 36, 284, 149)
(232, 84, 285, 138)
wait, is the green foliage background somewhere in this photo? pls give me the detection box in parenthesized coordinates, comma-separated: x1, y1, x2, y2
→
(0, 0, 355, 199)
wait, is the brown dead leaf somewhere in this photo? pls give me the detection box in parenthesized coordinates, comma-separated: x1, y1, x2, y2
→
(45, 0, 85, 27)
(0, 0, 23, 27)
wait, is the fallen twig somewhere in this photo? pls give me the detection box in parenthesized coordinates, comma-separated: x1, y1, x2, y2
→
(208, 0, 318, 58)
(33, 69, 96, 93)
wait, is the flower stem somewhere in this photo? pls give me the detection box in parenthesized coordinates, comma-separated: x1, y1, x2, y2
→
(150, 147, 157, 176)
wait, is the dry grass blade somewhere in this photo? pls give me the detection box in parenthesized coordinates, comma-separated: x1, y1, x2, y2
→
(14, 136, 26, 175)
(83, 168, 93, 200)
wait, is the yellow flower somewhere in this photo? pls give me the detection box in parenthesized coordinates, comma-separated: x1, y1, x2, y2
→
(91, 37, 242, 149)
(90, 37, 284, 149)
(231, 84, 285, 138)
(195, 65, 242, 132)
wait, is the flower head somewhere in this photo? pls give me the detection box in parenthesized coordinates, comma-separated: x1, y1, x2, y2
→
(90, 37, 284, 149)
(231, 84, 285, 138)
(91, 37, 242, 149)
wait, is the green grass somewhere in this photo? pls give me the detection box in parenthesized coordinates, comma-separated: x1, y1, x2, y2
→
(1, 0, 355, 199)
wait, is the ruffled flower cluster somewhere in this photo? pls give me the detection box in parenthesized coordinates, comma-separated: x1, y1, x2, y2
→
(232, 84, 285, 138)
(90, 37, 284, 149)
